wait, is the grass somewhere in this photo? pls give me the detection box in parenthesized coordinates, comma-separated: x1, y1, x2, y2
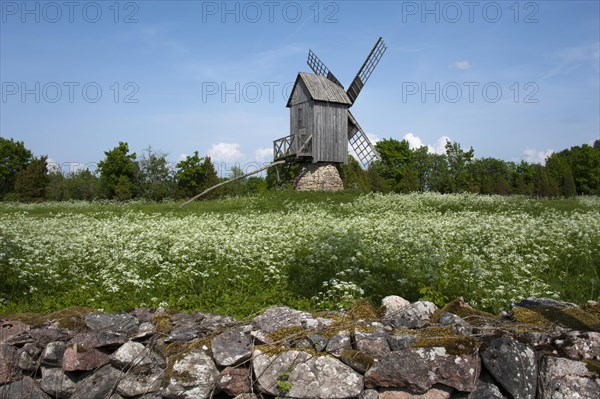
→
(1, 192, 599, 319)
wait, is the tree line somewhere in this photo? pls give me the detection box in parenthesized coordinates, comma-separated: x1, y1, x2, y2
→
(1, 137, 598, 202)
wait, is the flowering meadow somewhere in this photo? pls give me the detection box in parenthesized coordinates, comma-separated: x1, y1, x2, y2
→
(1, 193, 599, 318)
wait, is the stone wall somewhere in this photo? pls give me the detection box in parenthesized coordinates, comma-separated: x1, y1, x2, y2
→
(1, 296, 599, 399)
(293, 163, 344, 192)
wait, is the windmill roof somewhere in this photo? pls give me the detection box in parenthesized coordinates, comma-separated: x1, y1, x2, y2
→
(287, 72, 352, 106)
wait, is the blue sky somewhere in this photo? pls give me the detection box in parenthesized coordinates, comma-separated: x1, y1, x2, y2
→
(1, 0, 599, 175)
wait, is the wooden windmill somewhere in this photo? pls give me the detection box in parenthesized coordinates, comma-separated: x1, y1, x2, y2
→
(273, 37, 386, 190)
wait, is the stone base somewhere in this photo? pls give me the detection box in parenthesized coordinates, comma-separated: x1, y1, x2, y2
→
(293, 163, 344, 192)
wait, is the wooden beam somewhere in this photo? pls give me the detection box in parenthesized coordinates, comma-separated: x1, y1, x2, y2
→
(179, 160, 286, 208)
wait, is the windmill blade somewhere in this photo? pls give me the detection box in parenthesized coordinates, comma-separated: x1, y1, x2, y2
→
(347, 111, 380, 167)
(346, 37, 387, 104)
(307, 50, 344, 88)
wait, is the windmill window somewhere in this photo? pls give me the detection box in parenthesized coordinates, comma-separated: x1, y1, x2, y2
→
(297, 108, 303, 129)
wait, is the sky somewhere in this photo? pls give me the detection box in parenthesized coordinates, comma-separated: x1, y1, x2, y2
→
(1, 0, 599, 176)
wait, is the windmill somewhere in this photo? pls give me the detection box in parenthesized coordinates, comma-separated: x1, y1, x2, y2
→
(273, 37, 386, 191)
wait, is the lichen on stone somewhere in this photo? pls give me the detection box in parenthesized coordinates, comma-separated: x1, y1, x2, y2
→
(431, 297, 495, 326)
(11, 306, 95, 330)
(512, 306, 600, 332)
(268, 326, 308, 343)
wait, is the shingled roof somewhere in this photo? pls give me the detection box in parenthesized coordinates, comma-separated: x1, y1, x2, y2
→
(287, 72, 352, 107)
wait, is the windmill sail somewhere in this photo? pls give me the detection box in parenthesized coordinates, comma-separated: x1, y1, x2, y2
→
(346, 37, 387, 104)
(348, 111, 380, 167)
(307, 50, 344, 88)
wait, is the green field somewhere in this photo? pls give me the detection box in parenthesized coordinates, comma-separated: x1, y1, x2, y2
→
(1, 192, 599, 318)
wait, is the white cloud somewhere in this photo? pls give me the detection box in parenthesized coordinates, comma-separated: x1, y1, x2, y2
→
(451, 60, 472, 70)
(366, 132, 381, 144)
(207, 142, 243, 162)
(403, 133, 450, 155)
(524, 148, 554, 164)
(254, 147, 273, 162)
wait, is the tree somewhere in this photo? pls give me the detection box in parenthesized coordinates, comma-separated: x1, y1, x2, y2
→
(0, 137, 32, 198)
(175, 152, 219, 198)
(114, 175, 134, 201)
(469, 158, 512, 195)
(97, 142, 138, 199)
(367, 163, 391, 193)
(374, 138, 419, 192)
(14, 156, 49, 202)
(266, 162, 299, 190)
(46, 171, 67, 201)
(337, 156, 370, 192)
(513, 161, 535, 196)
(138, 146, 173, 201)
(445, 141, 475, 193)
(67, 169, 100, 200)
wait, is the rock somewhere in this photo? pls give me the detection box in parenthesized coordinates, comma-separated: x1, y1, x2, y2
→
(513, 298, 578, 308)
(233, 394, 258, 399)
(303, 317, 334, 330)
(73, 364, 121, 399)
(355, 330, 391, 358)
(465, 377, 505, 399)
(538, 356, 600, 399)
(364, 348, 480, 393)
(360, 389, 380, 399)
(250, 329, 274, 345)
(63, 344, 109, 371)
(117, 363, 163, 397)
(217, 366, 252, 396)
(41, 366, 78, 398)
(40, 341, 66, 366)
(0, 376, 49, 399)
(379, 385, 453, 398)
(253, 349, 363, 398)
(30, 327, 70, 346)
(110, 341, 154, 369)
(325, 330, 352, 356)
(211, 329, 253, 367)
(0, 343, 19, 384)
(163, 349, 219, 399)
(388, 301, 438, 329)
(340, 349, 376, 373)
(252, 306, 314, 333)
(518, 331, 552, 347)
(381, 296, 411, 320)
(198, 313, 238, 334)
(293, 163, 344, 192)
(555, 331, 600, 360)
(481, 336, 537, 399)
(70, 330, 128, 349)
(132, 322, 156, 340)
(17, 343, 42, 371)
(85, 313, 139, 334)
(387, 333, 417, 351)
(439, 313, 472, 336)
(307, 333, 329, 352)
(0, 320, 30, 344)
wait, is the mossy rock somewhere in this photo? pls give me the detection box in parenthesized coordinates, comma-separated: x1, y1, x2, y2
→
(431, 297, 496, 326)
(10, 306, 95, 330)
(255, 345, 328, 358)
(414, 335, 480, 356)
(163, 338, 213, 385)
(512, 306, 600, 332)
(268, 326, 308, 343)
(154, 310, 177, 335)
(339, 349, 375, 373)
(347, 299, 379, 321)
(584, 360, 600, 375)
(582, 302, 600, 320)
